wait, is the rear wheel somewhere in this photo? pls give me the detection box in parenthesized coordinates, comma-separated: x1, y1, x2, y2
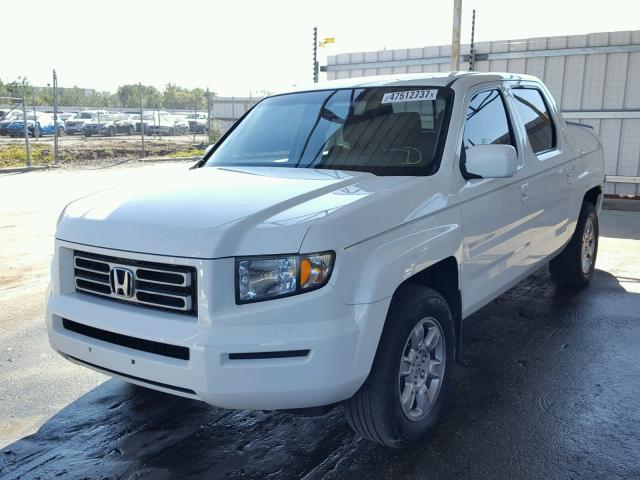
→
(343, 285, 454, 448)
(549, 201, 598, 288)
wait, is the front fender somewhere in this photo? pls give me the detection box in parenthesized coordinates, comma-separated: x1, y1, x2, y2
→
(336, 206, 463, 305)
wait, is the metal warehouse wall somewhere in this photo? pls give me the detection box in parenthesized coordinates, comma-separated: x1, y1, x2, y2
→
(326, 30, 640, 196)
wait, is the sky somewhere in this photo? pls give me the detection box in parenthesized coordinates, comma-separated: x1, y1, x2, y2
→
(2, 0, 640, 96)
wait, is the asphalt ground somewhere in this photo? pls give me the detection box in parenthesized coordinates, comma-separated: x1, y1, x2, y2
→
(0, 163, 639, 479)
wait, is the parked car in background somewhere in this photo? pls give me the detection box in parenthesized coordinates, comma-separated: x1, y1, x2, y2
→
(48, 73, 605, 448)
(186, 112, 208, 133)
(59, 112, 79, 122)
(6, 113, 65, 137)
(0, 110, 22, 135)
(135, 111, 169, 133)
(65, 110, 109, 135)
(171, 114, 190, 134)
(145, 114, 185, 136)
(84, 114, 136, 137)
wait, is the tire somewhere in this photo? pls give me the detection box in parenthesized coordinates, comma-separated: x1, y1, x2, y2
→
(343, 285, 455, 448)
(549, 201, 598, 288)
(84, 131, 92, 137)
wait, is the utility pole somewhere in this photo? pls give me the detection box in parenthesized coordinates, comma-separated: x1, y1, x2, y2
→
(313, 27, 319, 83)
(469, 9, 477, 71)
(451, 0, 463, 71)
(53, 69, 59, 165)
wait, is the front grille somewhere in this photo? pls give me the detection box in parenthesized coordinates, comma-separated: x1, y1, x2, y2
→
(74, 250, 197, 316)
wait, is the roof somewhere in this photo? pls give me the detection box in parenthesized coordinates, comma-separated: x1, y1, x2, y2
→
(284, 71, 542, 94)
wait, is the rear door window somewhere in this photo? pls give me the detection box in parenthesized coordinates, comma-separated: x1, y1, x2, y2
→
(511, 88, 556, 154)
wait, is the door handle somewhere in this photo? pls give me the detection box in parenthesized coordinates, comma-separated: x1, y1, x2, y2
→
(565, 165, 576, 183)
(520, 182, 531, 204)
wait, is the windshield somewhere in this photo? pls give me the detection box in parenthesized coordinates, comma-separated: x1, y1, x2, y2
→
(204, 87, 452, 176)
(76, 112, 94, 119)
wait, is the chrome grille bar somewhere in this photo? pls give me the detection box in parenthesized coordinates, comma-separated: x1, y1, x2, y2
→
(73, 251, 197, 316)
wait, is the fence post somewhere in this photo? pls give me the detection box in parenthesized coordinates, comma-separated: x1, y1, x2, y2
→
(53, 69, 60, 165)
(30, 90, 39, 141)
(206, 88, 212, 144)
(139, 83, 145, 158)
(21, 97, 31, 166)
(193, 97, 197, 143)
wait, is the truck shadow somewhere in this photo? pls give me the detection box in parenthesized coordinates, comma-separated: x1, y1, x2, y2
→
(1, 268, 639, 479)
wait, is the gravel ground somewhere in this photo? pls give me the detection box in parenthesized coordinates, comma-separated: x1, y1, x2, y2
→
(0, 164, 639, 479)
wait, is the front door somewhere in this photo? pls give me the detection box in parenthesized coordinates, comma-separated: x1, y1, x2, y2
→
(457, 86, 533, 316)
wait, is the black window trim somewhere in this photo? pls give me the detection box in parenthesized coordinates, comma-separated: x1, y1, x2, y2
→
(459, 86, 518, 181)
(196, 85, 456, 177)
(510, 85, 558, 156)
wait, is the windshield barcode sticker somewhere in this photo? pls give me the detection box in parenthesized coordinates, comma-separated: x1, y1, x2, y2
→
(381, 89, 438, 103)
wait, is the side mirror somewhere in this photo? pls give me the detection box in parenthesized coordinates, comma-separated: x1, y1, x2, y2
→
(465, 144, 517, 179)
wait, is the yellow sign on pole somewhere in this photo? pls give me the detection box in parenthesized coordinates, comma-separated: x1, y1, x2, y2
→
(319, 37, 336, 48)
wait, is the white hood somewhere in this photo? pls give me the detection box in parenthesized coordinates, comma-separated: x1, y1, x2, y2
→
(56, 166, 411, 258)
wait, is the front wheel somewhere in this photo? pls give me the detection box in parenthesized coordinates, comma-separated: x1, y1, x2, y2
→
(549, 201, 599, 288)
(343, 285, 454, 448)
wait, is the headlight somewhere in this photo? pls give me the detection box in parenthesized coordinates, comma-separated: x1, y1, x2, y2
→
(237, 251, 334, 303)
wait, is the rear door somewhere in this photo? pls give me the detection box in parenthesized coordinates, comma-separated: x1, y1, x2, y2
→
(505, 82, 575, 261)
(457, 84, 534, 316)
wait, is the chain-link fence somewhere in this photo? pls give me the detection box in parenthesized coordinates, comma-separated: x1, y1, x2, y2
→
(0, 70, 262, 168)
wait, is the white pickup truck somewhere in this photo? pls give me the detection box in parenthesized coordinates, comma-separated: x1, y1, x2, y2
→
(47, 72, 605, 448)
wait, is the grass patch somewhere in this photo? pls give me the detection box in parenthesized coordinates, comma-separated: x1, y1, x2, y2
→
(0, 145, 55, 169)
(165, 148, 204, 158)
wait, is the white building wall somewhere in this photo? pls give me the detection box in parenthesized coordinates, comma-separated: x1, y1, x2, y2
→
(326, 30, 640, 196)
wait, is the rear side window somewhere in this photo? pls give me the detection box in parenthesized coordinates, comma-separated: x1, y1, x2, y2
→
(512, 88, 555, 154)
(463, 89, 514, 150)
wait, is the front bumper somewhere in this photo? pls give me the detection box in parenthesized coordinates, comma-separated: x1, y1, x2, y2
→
(46, 240, 390, 410)
(66, 125, 85, 134)
(83, 126, 111, 135)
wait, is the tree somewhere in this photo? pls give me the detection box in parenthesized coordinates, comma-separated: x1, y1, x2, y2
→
(0, 76, 217, 110)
